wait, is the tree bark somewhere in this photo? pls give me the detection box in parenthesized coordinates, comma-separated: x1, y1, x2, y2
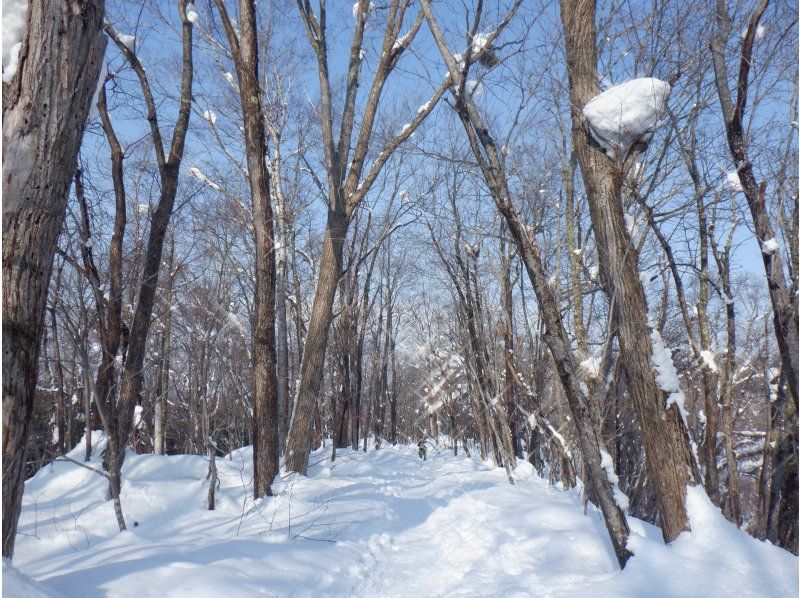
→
(559, 0, 699, 543)
(286, 213, 348, 473)
(215, 0, 279, 497)
(711, 0, 798, 411)
(103, 6, 194, 486)
(2, 0, 106, 558)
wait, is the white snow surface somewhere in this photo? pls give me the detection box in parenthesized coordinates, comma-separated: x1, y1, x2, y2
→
(352, 1, 376, 19)
(3, 559, 58, 597)
(583, 78, 670, 159)
(118, 34, 136, 52)
(2, 0, 27, 82)
(189, 166, 222, 191)
(202, 110, 217, 125)
(700, 349, 719, 373)
(10, 433, 796, 597)
(579, 357, 602, 379)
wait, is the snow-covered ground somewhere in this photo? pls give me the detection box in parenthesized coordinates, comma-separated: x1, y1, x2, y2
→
(7, 433, 797, 597)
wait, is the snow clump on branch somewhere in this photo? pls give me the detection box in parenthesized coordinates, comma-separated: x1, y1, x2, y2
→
(583, 78, 671, 160)
(352, 1, 376, 20)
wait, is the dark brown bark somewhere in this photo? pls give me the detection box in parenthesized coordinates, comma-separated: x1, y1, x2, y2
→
(559, 0, 699, 543)
(2, 0, 106, 558)
(214, 0, 280, 498)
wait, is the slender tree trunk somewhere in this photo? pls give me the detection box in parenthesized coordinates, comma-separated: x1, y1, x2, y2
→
(272, 156, 291, 452)
(214, 0, 278, 498)
(422, 0, 631, 566)
(50, 302, 67, 455)
(104, 7, 194, 484)
(207, 442, 218, 511)
(154, 238, 174, 456)
(2, 0, 106, 558)
(711, 0, 799, 411)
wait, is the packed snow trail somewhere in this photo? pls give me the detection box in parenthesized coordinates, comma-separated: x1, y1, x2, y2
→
(8, 433, 797, 597)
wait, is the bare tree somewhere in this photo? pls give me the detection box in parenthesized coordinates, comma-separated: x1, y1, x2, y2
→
(213, 0, 280, 498)
(284, 0, 448, 473)
(99, 1, 195, 502)
(421, 0, 632, 567)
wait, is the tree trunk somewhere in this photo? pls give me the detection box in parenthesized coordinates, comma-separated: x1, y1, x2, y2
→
(215, 0, 280, 498)
(2, 0, 106, 558)
(285, 212, 348, 473)
(153, 238, 174, 456)
(105, 6, 194, 485)
(711, 0, 799, 411)
(559, 0, 698, 543)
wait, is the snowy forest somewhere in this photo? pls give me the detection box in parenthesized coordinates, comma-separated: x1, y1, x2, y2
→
(2, 0, 798, 595)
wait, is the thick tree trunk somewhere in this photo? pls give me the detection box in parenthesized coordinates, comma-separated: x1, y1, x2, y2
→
(2, 0, 106, 558)
(559, 0, 698, 543)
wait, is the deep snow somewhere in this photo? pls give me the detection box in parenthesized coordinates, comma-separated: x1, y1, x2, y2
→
(7, 433, 797, 597)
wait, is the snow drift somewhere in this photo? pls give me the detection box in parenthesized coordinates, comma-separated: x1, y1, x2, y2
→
(8, 433, 797, 597)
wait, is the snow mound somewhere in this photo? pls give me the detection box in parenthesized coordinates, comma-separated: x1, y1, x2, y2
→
(3, 559, 59, 597)
(624, 486, 797, 597)
(10, 437, 797, 597)
(583, 78, 671, 159)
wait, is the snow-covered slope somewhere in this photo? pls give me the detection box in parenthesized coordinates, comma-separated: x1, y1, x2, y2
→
(9, 434, 797, 597)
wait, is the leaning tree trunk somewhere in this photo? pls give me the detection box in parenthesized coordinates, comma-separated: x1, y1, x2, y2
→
(2, 0, 106, 559)
(559, 0, 698, 543)
(105, 3, 194, 485)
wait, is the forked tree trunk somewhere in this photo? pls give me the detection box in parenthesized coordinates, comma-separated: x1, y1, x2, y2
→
(284, 0, 442, 473)
(2, 0, 106, 558)
(103, 5, 194, 487)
